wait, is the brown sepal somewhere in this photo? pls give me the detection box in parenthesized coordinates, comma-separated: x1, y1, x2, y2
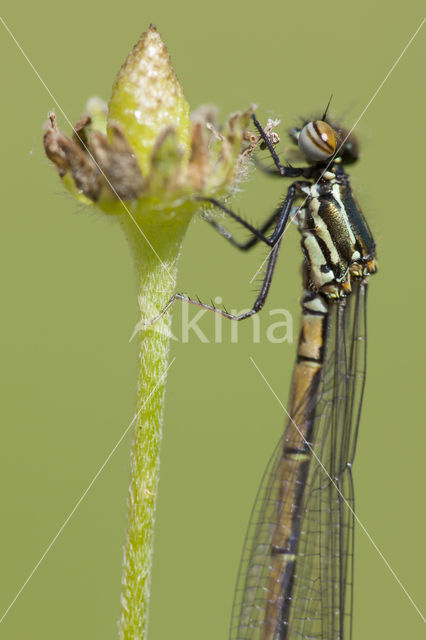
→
(90, 124, 144, 200)
(43, 114, 101, 201)
(188, 121, 210, 190)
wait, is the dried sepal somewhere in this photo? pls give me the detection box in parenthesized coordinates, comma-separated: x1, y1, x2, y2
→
(44, 114, 101, 201)
(148, 127, 183, 193)
(44, 114, 145, 203)
(90, 125, 144, 200)
(187, 121, 211, 191)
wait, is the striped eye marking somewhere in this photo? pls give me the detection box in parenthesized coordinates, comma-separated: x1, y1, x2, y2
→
(298, 120, 336, 162)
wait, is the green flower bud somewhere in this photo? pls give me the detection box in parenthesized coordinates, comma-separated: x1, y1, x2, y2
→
(43, 25, 260, 221)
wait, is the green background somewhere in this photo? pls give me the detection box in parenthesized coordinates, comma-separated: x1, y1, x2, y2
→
(0, 2, 424, 639)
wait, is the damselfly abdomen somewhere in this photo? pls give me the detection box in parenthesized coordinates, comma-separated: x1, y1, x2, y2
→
(231, 275, 372, 640)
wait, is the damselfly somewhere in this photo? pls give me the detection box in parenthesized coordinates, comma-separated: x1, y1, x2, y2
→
(151, 111, 377, 638)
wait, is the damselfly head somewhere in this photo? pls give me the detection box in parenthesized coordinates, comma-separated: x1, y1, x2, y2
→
(289, 118, 360, 165)
(298, 120, 336, 162)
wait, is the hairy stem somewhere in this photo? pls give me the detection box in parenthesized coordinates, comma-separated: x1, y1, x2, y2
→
(119, 211, 190, 640)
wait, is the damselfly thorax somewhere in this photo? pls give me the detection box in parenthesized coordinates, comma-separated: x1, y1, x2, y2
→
(294, 165, 376, 298)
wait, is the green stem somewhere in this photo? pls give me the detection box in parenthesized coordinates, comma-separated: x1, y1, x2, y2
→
(119, 211, 191, 640)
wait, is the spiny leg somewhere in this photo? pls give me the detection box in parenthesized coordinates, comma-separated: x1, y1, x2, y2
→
(146, 239, 282, 325)
(146, 185, 298, 325)
(252, 113, 287, 175)
(253, 154, 296, 178)
(252, 113, 312, 179)
(198, 182, 297, 250)
(202, 204, 280, 251)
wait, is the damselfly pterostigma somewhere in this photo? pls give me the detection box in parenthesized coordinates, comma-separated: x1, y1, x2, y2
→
(151, 110, 377, 639)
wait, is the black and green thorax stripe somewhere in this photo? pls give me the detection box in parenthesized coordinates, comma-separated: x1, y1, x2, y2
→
(295, 165, 376, 297)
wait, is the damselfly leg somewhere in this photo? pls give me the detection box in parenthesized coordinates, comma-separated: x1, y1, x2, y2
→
(146, 182, 300, 323)
(146, 119, 307, 325)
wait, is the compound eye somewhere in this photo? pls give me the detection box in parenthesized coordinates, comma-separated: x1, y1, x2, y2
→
(298, 120, 336, 162)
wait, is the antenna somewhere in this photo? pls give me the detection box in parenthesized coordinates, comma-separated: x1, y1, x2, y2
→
(322, 94, 333, 121)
